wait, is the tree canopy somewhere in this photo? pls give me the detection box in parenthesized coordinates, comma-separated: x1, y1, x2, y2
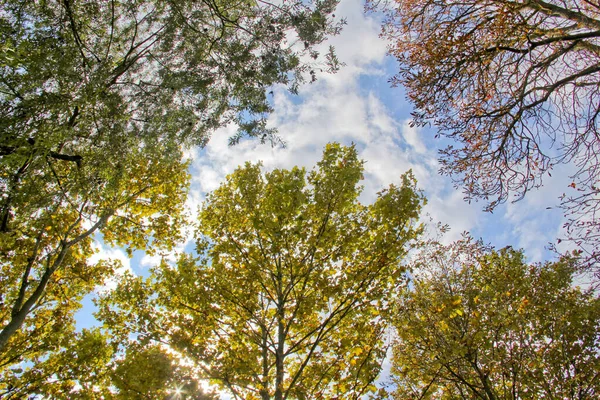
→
(97, 143, 425, 400)
(0, 0, 342, 390)
(2, 327, 216, 399)
(375, 0, 600, 266)
(390, 238, 600, 399)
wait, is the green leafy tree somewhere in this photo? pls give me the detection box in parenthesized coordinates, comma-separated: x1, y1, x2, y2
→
(375, 0, 600, 267)
(0, 142, 190, 391)
(109, 344, 217, 400)
(2, 327, 115, 399)
(0, 0, 342, 385)
(2, 328, 217, 399)
(390, 238, 600, 399)
(97, 144, 425, 400)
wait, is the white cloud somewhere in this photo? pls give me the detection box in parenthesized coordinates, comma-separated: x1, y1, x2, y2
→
(89, 240, 130, 272)
(501, 164, 573, 262)
(424, 191, 483, 244)
(367, 93, 397, 135)
(401, 119, 427, 154)
(324, 0, 388, 68)
(140, 253, 163, 269)
(89, 240, 131, 293)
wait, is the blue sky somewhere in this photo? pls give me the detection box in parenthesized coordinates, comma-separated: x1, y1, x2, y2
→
(82, 0, 577, 338)
(177, 0, 569, 260)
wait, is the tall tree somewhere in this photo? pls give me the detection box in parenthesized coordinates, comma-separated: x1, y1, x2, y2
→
(375, 0, 600, 266)
(0, 143, 190, 381)
(390, 238, 600, 399)
(97, 144, 425, 400)
(0, 0, 342, 380)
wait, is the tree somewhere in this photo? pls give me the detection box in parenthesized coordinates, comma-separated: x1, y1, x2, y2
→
(390, 238, 600, 399)
(97, 144, 425, 400)
(1, 328, 114, 399)
(0, 141, 190, 384)
(0, 0, 342, 382)
(1, 327, 217, 399)
(109, 344, 217, 400)
(375, 0, 600, 266)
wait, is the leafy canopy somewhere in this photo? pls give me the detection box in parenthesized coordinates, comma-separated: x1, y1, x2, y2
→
(97, 143, 425, 400)
(4, 327, 216, 399)
(391, 238, 600, 399)
(0, 0, 342, 393)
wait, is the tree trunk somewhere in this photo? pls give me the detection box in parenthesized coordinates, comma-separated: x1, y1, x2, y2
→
(261, 325, 270, 400)
(275, 257, 285, 400)
(0, 245, 68, 352)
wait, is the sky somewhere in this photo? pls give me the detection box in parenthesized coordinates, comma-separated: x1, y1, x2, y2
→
(178, 0, 571, 261)
(81, 0, 580, 384)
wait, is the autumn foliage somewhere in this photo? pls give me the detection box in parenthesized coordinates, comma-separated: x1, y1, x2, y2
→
(376, 0, 600, 267)
(391, 238, 600, 399)
(97, 144, 425, 400)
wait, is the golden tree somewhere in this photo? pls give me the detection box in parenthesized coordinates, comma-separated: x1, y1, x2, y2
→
(0, 0, 342, 393)
(391, 238, 600, 399)
(98, 144, 425, 400)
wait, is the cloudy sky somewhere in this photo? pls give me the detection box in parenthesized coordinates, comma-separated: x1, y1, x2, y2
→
(85, 0, 576, 323)
(184, 0, 570, 258)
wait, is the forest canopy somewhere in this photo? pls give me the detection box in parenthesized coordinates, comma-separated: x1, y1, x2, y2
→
(1, 0, 599, 398)
(0, 0, 342, 395)
(391, 238, 600, 399)
(96, 143, 425, 400)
